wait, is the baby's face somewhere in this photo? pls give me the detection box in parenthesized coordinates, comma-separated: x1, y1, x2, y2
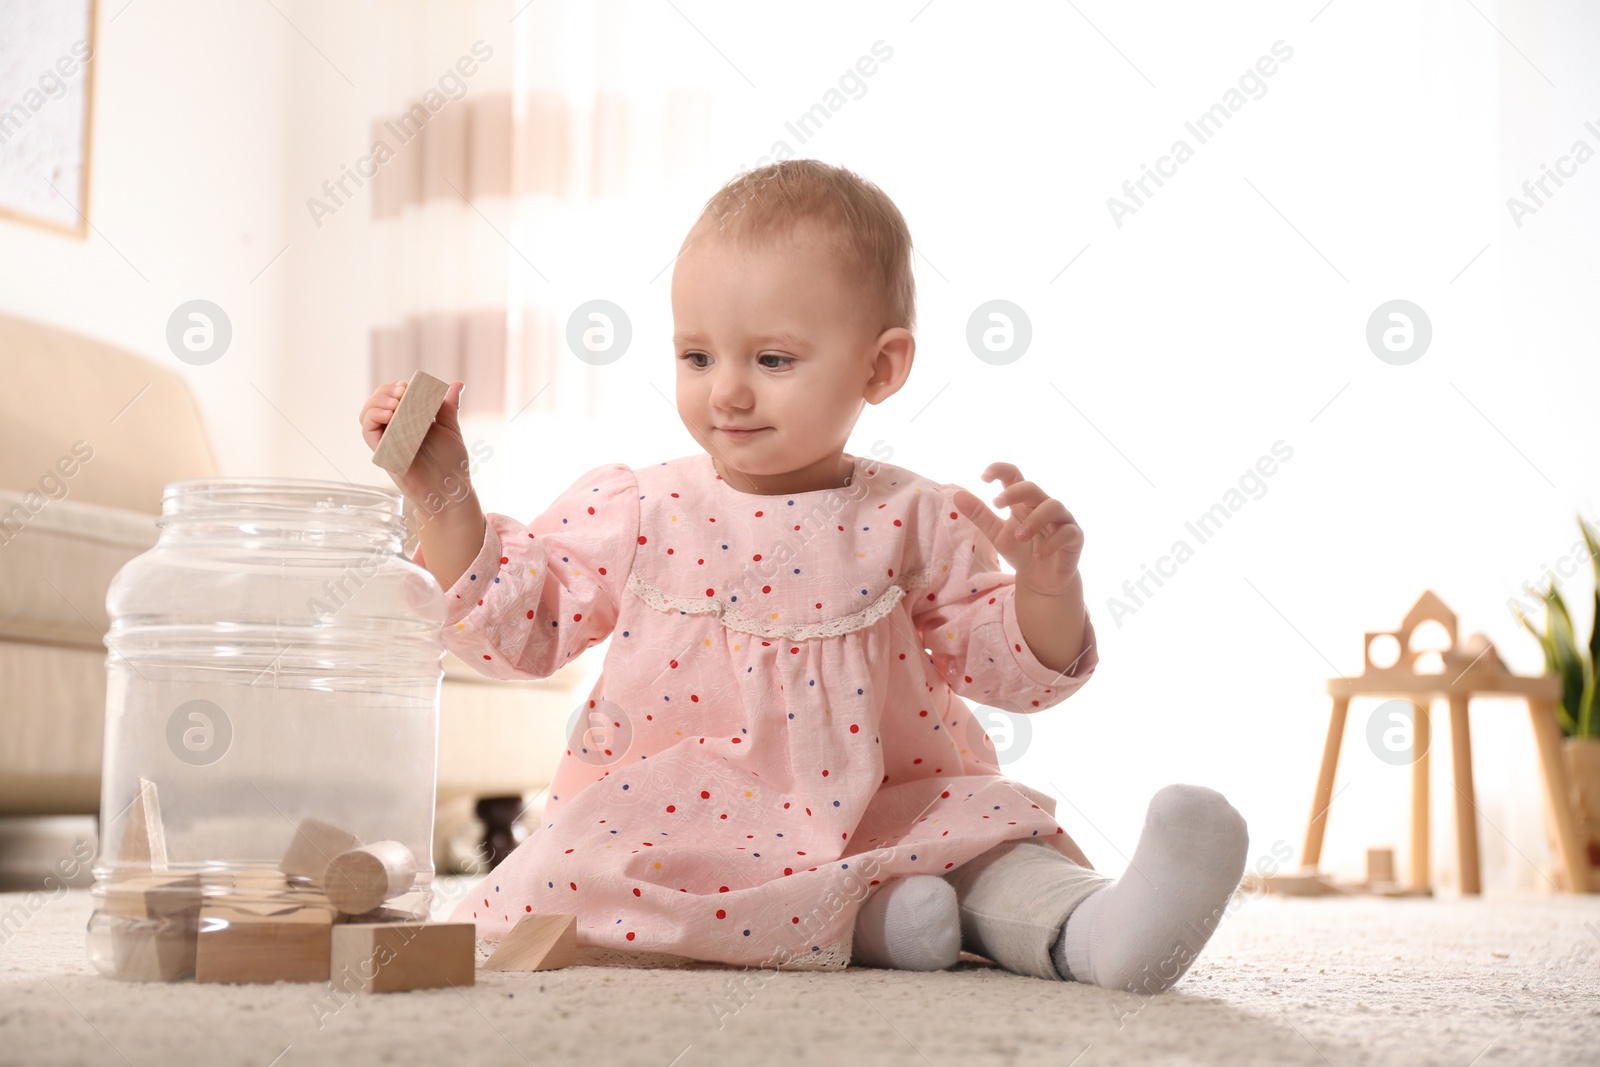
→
(672, 221, 882, 491)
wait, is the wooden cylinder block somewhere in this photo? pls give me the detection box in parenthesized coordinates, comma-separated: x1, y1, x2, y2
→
(323, 841, 417, 915)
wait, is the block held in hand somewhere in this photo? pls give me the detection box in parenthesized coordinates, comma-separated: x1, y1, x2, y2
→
(371, 370, 449, 473)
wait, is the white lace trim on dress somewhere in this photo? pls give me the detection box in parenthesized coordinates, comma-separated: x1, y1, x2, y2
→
(626, 569, 930, 640)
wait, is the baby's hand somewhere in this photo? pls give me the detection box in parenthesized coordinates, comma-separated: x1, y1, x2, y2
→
(951, 462, 1084, 597)
(359, 377, 470, 504)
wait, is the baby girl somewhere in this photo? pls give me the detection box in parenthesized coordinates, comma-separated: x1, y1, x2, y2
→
(359, 159, 1248, 993)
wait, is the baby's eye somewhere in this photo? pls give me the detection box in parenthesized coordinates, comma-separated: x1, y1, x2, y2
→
(678, 351, 791, 369)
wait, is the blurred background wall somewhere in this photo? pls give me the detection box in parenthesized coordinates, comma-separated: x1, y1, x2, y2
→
(1, 0, 1596, 893)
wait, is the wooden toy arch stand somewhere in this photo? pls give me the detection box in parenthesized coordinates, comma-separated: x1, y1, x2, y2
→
(1302, 591, 1591, 894)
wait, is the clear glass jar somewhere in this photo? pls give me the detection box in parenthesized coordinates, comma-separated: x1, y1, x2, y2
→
(86, 479, 444, 982)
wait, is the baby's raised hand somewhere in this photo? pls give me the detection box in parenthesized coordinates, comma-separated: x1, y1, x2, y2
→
(359, 377, 469, 503)
(951, 462, 1084, 597)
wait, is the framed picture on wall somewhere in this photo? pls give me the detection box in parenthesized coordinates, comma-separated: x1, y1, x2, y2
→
(0, 0, 97, 237)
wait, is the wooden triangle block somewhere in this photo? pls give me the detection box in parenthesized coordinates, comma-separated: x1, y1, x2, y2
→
(483, 913, 577, 971)
(114, 778, 168, 879)
(371, 369, 449, 474)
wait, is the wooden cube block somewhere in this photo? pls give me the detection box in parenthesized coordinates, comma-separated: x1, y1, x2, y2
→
(330, 922, 475, 993)
(111, 918, 197, 981)
(484, 913, 576, 971)
(195, 903, 334, 984)
(279, 818, 362, 882)
(103, 874, 202, 921)
(337, 905, 416, 925)
(202, 869, 337, 917)
(371, 370, 449, 473)
(206, 868, 288, 893)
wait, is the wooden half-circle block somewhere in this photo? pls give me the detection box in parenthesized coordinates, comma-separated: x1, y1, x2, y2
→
(483, 913, 577, 971)
(323, 841, 417, 915)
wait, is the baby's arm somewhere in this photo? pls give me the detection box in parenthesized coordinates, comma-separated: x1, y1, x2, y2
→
(415, 493, 487, 592)
(912, 485, 1097, 714)
(1015, 573, 1089, 678)
(423, 464, 640, 681)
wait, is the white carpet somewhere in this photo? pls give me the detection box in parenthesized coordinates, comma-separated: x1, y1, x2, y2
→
(2, 879, 1598, 1066)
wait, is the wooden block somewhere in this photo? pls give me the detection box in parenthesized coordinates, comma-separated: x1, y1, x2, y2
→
(337, 905, 417, 925)
(280, 818, 362, 882)
(1366, 848, 1396, 885)
(104, 874, 202, 921)
(208, 868, 290, 891)
(484, 913, 576, 971)
(323, 841, 416, 915)
(111, 918, 197, 982)
(113, 778, 167, 880)
(1261, 871, 1352, 897)
(214, 897, 304, 918)
(330, 922, 475, 992)
(371, 370, 449, 474)
(195, 904, 335, 984)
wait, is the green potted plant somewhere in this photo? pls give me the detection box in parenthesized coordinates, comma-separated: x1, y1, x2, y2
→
(1515, 514, 1600, 886)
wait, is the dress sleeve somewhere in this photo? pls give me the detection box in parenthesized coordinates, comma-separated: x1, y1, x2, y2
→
(414, 463, 640, 680)
(909, 483, 1097, 714)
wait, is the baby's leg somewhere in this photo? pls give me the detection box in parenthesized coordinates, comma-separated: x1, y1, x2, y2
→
(940, 836, 1111, 980)
(945, 784, 1248, 994)
(851, 875, 962, 971)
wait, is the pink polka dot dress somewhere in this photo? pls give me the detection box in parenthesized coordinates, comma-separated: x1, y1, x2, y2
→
(432, 451, 1098, 969)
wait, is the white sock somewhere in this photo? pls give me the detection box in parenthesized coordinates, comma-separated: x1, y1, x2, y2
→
(1052, 783, 1248, 994)
(851, 874, 962, 971)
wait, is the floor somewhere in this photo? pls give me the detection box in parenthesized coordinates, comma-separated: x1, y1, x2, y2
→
(1, 877, 1597, 1067)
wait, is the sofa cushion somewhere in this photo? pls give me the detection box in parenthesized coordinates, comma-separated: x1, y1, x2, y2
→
(0, 311, 217, 515)
(0, 641, 105, 814)
(0, 491, 159, 648)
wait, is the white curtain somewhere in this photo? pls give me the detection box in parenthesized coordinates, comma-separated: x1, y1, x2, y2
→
(366, 0, 714, 513)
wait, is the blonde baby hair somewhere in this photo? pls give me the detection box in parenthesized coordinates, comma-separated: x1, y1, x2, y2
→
(686, 159, 917, 334)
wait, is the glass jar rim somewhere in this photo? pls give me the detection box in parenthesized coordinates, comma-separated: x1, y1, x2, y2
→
(160, 477, 405, 527)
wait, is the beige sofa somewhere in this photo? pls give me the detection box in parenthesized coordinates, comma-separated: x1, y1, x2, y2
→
(0, 310, 583, 850)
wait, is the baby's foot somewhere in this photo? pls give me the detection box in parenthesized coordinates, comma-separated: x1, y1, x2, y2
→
(1052, 783, 1247, 994)
(851, 874, 962, 971)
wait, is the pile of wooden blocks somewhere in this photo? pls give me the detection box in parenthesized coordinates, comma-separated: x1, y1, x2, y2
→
(105, 778, 577, 990)
(1256, 847, 1431, 898)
